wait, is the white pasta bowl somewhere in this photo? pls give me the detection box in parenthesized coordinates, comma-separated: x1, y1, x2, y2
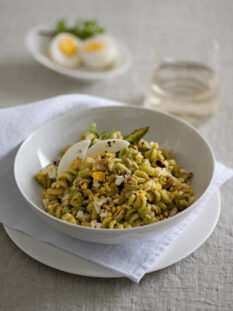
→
(14, 104, 215, 244)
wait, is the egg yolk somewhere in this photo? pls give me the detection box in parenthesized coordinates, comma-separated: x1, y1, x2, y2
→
(84, 42, 105, 52)
(59, 38, 78, 55)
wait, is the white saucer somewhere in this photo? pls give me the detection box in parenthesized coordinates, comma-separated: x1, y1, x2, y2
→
(26, 24, 132, 81)
(4, 191, 220, 278)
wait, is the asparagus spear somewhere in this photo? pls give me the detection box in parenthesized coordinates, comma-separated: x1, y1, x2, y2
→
(123, 127, 149, 144)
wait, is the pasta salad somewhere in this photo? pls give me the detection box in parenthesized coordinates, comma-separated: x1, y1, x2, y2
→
(34, 124, 194, 229)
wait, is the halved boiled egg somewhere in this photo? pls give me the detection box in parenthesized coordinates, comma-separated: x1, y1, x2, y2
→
(80, 35, 119, 69)
(49, 33, 82, 68)
(57, 139, 129, 176)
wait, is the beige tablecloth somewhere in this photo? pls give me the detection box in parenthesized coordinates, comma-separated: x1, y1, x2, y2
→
(0, 0, 233, 310)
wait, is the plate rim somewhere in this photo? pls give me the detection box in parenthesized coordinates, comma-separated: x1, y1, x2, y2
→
(4, 190, 221, 278)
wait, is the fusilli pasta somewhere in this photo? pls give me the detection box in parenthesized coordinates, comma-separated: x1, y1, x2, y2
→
(34, 125, 195, 229)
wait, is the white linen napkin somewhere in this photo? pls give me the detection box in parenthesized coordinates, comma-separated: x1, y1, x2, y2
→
(0, 94, 232, 283)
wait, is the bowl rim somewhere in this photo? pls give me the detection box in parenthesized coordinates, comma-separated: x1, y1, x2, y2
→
(14, 104, 216, 233)
(25, 24, 132, 80)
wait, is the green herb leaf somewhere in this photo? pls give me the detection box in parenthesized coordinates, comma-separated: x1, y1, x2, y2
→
(86, 123, 116, 140)
(54, 18, 105, 39)
(100, 128, 116, 139)
(87, 122, 99, 136)
(57, 19, 67, 32)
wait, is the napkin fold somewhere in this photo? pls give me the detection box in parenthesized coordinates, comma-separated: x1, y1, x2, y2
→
(0, 94, 232, 283)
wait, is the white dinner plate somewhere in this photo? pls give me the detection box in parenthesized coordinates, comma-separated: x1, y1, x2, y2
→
(26, 24, 132, 81)
(4, 191, 220, 278)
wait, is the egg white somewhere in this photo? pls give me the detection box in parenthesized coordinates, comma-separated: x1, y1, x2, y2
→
(57, 140, 90, 176)
(85, 139, 130, 159)
(81, 35, 119, 70)
(58, 139, 129, 176)
(49, 33, 82, 68)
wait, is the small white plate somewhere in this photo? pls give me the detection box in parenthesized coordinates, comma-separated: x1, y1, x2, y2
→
(26, 24, 132, 81)
(4, 191, 220, 278)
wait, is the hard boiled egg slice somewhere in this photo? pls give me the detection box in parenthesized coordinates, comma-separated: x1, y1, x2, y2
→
(85, 139, 129, 159)
(58, 140, 90, 176)
(49, 33, 82, 68)
(81, 35, 119, 69)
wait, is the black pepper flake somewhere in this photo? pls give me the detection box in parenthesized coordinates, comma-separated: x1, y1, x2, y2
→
(156, 160, 166, 168)
(53, 161, 57, 165)
(113, 140, 116, 143)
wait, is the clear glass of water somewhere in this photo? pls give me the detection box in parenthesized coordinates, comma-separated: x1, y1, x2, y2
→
(144, 31, 220, 124)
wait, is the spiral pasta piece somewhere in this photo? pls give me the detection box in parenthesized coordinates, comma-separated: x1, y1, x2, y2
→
(58, 168, 77, 184)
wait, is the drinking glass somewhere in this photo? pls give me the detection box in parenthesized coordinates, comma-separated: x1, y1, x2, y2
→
(144, 31, 220, 124)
